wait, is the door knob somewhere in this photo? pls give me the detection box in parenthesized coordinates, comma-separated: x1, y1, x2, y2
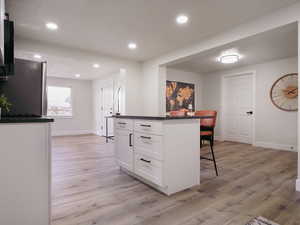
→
(246, 111, 253, 115)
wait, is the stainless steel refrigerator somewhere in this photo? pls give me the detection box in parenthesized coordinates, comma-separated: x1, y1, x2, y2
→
(0, 58, 47, 116)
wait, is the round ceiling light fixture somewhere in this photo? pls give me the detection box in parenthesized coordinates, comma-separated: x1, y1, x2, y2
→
(75, 74, 81, 78)
(93, 63, 100, 68)
(128, 42, 137, 50)
(218, 54, 240, 64)
(176, 14, 189, 25)
(46, 22, 58, 30)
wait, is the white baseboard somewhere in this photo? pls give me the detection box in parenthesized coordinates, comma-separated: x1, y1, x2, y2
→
(254, 141, 297, 152)
(52, 130, 95, 137)
(94, 131, 102, 136)
(214, 136, 224, 141)
(296, 179, 300, 192)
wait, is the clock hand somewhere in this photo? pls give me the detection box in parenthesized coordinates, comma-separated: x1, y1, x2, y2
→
(287, 88, 298, 94)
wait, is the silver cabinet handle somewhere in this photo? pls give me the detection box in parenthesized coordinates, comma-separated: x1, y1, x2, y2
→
(140, 124, 151, 127)
(140, 136, 151, 140)
(129, 133, 133, 147)
(140, 158, 151, 163)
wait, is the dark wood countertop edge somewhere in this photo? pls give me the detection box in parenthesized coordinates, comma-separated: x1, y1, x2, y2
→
(0, 117, 54, 123)
(111, 115, 213, 120)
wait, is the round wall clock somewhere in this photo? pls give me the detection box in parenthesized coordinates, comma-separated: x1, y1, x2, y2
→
(270, 73, 298, 111)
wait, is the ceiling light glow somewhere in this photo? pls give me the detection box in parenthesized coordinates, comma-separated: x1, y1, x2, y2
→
(93, 64, 100, 68)
(219, 54, 240, 64)
(176, 14, 189, 24)
(217, 49, 242, 64)
(75, 74, 81, 78)
(34, 54, 42, 59)
(128, 42, 137, 50)
(46, 22, 58, 30)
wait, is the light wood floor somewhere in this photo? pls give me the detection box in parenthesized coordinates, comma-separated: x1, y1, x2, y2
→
(51, 135, 300, 225)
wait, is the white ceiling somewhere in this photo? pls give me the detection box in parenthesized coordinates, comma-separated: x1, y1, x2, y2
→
(14, 38, 138, 80)
(169, 23, 298, 74)
(7, 0, 300, 62)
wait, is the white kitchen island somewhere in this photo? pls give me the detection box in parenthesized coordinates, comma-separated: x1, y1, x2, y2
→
(114, 115, 206, 195)
(0, 117, 53, 225)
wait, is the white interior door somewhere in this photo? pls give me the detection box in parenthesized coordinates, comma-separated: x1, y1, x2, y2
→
(223, 73, 254, 144)
(101, 86, 114, 136)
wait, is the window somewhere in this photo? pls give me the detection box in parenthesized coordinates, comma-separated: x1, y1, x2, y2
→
(47, 86, 72, 117)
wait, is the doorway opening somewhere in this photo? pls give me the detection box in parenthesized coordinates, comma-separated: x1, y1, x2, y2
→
(100, 84, 114, 137)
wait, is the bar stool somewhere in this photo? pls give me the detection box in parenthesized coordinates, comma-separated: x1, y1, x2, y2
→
(195, 110, 218, 176)
(169, 110, 186, 116)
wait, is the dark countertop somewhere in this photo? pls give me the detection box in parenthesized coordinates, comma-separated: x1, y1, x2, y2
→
(112, 115, 213, 120)
(0, 117, 54, 123)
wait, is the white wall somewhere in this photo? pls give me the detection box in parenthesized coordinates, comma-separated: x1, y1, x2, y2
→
(166, 68, 203, 111)
(142, 3, 300, 116)
(298, 23, 300, 191)
(47, 77, 94, 136)
(202, 57, 298, 151)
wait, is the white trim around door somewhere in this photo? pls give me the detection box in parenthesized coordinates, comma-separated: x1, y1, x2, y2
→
(221, 71, 256, 145)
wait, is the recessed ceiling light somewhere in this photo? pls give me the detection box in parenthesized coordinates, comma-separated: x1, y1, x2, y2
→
(176, 14, 189, 25)
(93, 63, 100, 68)
(120, 68, 127, 74)
(34, 54, 42, 59)
(75, 74, 81, 78)
(46, 22, 58, 30)
(128, 42, 137, 50)
(218, 54, 240, 64)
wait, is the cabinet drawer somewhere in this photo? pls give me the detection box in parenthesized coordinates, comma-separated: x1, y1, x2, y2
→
(134, 153, 164, 187)
(134, 132, 163, 160)
(115, 119, 133, 131)
(134, 120, 163, 135)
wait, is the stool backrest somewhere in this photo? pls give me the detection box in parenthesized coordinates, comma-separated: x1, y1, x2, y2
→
(169, 110, 186, 116)
(195, 110, 217, 128)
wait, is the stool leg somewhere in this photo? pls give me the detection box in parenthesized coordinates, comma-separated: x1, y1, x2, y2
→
(210, 139, 218, 176)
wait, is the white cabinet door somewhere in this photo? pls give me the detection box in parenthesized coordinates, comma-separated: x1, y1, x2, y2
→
(115, 129, 134, 172)
(0, 124, 50, 225)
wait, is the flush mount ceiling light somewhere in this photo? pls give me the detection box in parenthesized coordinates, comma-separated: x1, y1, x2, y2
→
(46, 22, 58, 30)
(219, 54, 240, 64)
(176, 14, 189, 25)
(128, 42, 137, 50)
(93, 63, 100, 68)
(75, 74, 81, 78)
(34, 54, 42, 59)
(217, 49, 242, 64)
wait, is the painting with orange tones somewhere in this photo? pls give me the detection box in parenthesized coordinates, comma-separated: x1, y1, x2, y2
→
(166, 80, 195, 112)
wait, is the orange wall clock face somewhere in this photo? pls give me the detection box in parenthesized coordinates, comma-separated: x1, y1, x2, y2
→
(270, 73, 298, 111)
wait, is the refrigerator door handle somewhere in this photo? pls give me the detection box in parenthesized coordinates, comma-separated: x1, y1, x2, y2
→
(41, 61, 48, 116)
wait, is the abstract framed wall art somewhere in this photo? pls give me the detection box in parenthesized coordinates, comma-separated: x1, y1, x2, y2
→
(166, 80, 195, 113)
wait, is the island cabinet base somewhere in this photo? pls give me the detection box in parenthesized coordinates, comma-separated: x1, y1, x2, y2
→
(114, 118, 200, 196)
(0, 123, 51, 225)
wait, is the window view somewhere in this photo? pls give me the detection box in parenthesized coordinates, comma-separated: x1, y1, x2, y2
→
(47, 86, 72, 117)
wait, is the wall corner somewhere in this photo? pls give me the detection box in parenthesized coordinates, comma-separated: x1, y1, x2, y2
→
(296, 179, 300, 192)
